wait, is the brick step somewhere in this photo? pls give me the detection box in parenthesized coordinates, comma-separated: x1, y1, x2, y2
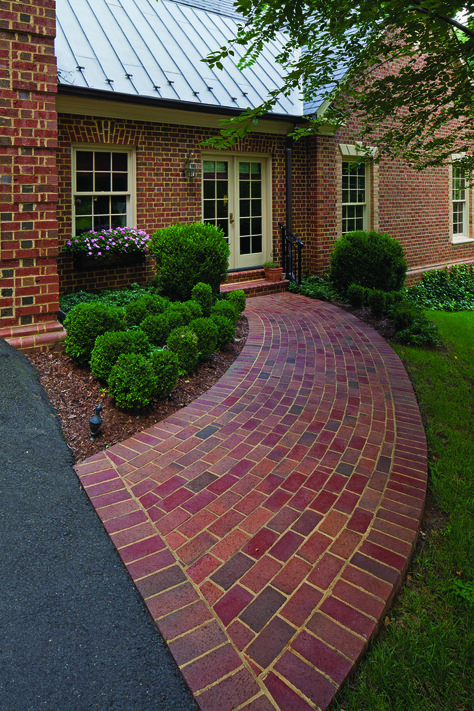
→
(224, 268, 266, 284)
(0, 320, 67, 353)
(220, 277, 289, 298)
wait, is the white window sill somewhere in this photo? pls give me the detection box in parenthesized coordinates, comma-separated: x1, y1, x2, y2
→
(451, 235, 474, 245)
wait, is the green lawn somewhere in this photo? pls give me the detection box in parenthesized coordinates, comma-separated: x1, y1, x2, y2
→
(334, 310, 474, 711)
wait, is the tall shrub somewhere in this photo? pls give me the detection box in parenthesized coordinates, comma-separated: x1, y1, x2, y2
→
(329, 230, 407, 297)
(149, 222, 230, 301)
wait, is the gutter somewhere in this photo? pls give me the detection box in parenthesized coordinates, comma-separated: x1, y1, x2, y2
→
(57, 84, 303, 123)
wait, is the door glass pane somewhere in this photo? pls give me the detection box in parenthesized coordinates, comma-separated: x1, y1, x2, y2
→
(202, 160, 228, 238)
(238, 161, 262, 255)
(240, 236, 251, 254)
(240, 200, 250, 217)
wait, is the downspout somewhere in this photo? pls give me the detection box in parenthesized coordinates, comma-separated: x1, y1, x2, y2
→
(285, 134, 294, 233)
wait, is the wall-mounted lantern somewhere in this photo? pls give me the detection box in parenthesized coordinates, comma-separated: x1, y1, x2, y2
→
(183, 152, 201, 180)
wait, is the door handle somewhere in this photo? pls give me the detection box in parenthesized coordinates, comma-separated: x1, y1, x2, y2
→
(229, 213, 234, 224)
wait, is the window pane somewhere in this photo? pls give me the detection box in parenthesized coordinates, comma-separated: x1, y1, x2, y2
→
(216, 200, 228, 218)
(95, 195, 110, 214)
(75, 216, 92, 235)
(251, 181, 261, 198)
(112, 173, 128, 191)
(112, 152, 128, 171)
(95, 172, 111, 192)
(240, 181, 250, 199)
(240, 236, 251, 254)
(251, 162, 261, 177)
(252, 234, 262, 253)
(216, 182, 228, 199)
(111, 213, 127, 228)
(203, 181, 215, 199)
(251, 217, 262, 235)
(75, 196, 93, 215)
(95, 152, 111, 171)
(240, 218, 251, 235)
(76, 151, 93, 171)
(94, 215, 110, 231)
(77, 173, 93, 192)
(111, 196, 127, 214)
(216, 218, 228, 236)
(240, 200, 250, 217)
(203, 202, 216, 219)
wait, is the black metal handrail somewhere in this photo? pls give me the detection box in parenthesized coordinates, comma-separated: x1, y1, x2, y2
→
(279, 223, 304, 285)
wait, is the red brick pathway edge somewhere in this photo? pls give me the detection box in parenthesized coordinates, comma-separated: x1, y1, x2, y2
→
(75, 293, 427, 711)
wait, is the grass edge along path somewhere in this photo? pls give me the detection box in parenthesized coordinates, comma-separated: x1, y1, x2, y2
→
(334, 310, 474, 711)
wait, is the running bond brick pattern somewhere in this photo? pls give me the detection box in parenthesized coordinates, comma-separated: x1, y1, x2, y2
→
(0, 0, 60, 333)
(75, 293, 427, 711)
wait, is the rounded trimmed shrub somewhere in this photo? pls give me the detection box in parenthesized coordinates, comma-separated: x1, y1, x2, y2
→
(64, 302, 124, 366)
(226, 289, 246, 316)
(124, 294, 168, 328)
(166, 326, 199, 374)
(149, 222, 230, 301)
(90, 330, 150, 381)
(329, 230, 407, 297)
(151, 349, 179, 399)
(108, 353, 157, 409)
(141, 312, 173, 347)
(392, 301, 420, 331)
(211, 299, 239, 324)
(346, 283, 367, 308)
(191, 282, 213, 317)
(189, 317, 219, 359)
(210, 313, 235, 350)
(368, 289, 386, 318)
(169, 300, 202, 324)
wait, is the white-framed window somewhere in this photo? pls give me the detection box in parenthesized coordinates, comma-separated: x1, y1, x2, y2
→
(342, 160, 367, 234)
(452, 164, 468, 238)
(72, 146, 135, 236)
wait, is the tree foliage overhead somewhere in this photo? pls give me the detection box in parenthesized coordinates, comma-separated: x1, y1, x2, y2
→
(204, 0, 474, 171)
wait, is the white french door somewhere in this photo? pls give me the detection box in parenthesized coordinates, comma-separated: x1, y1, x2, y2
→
(202, 155, 270, 270)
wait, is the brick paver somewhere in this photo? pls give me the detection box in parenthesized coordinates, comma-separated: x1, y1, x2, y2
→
(75, 293, 427, 711)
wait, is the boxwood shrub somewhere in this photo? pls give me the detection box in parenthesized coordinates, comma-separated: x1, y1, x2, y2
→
(108, 353, 157, 409)
(64, 302, 124, 366)
(90, 330, 150, 381)
(151, 349, 179, 399)
(329, 230, 407, 297)
(210, 313, 235, 350)
(191, 282, 213, 317)
(189, 317, 219, 359)
(167, 326, 199, 374)
(149, 222, 230, 301)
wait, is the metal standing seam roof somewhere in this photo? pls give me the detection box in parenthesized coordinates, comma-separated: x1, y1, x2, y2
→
(55, 0, 306, 116)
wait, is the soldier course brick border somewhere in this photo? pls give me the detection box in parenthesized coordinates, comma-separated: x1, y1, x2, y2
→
(75, 293, 427, 711)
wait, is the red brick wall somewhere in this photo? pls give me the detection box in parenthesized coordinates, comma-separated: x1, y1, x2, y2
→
(57, 114, 289, 293)
(302, 58, 474, 279)
(0, 0, 59, 328)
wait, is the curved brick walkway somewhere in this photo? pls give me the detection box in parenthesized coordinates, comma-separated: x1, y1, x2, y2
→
(75, 293, 427, 711)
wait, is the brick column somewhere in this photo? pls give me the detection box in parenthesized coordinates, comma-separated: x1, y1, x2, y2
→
(0, 0, 60, 341)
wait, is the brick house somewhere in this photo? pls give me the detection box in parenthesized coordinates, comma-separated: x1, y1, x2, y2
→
(2, 0, 474, 350)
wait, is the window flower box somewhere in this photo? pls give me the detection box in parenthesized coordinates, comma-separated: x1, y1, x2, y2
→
(63, 227, 150, 270)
